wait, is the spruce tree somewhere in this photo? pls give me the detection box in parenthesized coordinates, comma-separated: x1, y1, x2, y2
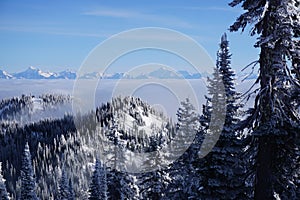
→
(88, 159, 108, 200)
(166, 98, 199, 198)
(197, 34, 250, 199)
(230, 0, 300, 199)
(20, 142, 38, 200)
(0, 163, 9, 200)
(217, 33, 240, 126)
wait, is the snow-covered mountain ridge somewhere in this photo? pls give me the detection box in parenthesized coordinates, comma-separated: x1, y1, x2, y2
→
(0, 67, 77, 80)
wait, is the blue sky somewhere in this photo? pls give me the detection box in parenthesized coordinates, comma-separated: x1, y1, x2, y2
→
(0, 0, 259, 74)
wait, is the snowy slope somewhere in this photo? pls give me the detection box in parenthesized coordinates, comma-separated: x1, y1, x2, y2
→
(118, 106, 167, 137)
(97, 96, 170, 137)
(0, 70, 13, 79)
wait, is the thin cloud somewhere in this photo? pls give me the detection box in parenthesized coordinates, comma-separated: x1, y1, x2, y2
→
(82, 8, 194, 29)
(83, 9, 137, 18)
(0, 26, 109, 38)
(183, 6, 241, 13)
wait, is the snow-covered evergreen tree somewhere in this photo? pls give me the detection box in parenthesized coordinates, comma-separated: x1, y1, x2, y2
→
(137, 140, 171, 200)
(58, 169, 70, 200)
(0, 163, 10, 200)
(173, 98, 199, 158)
(230, 0, 300, 199)
(199, 67, 226, 158)
(165, 98, 199, 198)
(197, 33, 251, 199)
(88, 159, 108, 200)
(217, 33, 241, 126)
(119, 173, 138, 200)
(20, 142, 38, 200)
(138, 157, 167, 199)
(68, 179, 75, 200)
(138, 170, 166, 200)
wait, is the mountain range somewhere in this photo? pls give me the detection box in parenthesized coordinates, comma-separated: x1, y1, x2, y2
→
(0, 66, 257, 80)
(0, 67, 77, 79)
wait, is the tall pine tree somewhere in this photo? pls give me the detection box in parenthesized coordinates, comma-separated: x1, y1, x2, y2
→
(20, 142, 38, 200)
(197, 33, 250, 199)
(230, 0, 300, 199)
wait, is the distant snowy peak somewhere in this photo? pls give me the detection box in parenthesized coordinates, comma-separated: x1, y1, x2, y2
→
(79, 72, 102, 79)
(79, 67, 203, 79)
(147, 67, 179, 79)
(12, 67, 76, 79)
(125, 67, 202, 79)
(0, 69, 13, 79)
(145, 67, 201, 79)
(56, 70, 77, 79)
(14, 66, 55, 79)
